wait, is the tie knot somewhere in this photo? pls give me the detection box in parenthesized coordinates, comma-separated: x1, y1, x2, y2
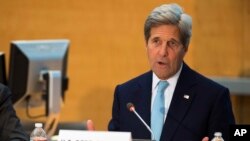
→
(158, 81, 169, 92)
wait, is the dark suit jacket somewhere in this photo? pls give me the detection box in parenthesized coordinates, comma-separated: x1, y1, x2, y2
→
(108, 63, 235, 141)
(0, 83, 29, 141)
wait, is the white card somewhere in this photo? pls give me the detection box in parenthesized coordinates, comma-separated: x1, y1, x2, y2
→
(58, 130, 132, 141)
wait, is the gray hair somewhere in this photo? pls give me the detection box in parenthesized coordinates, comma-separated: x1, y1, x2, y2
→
(144, 3, 192, 48)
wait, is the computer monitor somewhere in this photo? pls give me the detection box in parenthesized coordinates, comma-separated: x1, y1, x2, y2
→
(8, 39, 69, 117)
(0, 52, 7, 85)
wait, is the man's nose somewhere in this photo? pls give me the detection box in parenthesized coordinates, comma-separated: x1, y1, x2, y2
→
(158, 43, 168, 56)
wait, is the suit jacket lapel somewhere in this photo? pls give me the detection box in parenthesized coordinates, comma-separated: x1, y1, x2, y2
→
(161, 63, 198, 141)
(134, 71, 153, 136)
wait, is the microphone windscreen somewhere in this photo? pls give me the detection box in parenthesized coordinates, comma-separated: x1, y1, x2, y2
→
(127, 102, 134, 112)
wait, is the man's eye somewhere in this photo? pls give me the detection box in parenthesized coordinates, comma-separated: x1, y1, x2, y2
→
(152, 39, 161, 45)
(167, 40, 178, 48)
(168, 41, 176, 45)
(153, 40, 158, 43)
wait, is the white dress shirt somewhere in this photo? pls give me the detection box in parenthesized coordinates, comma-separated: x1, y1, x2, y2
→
(151, 63, 183, 120)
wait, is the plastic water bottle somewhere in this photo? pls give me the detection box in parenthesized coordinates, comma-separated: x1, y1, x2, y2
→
(30, 123, 47, 141)
(211, 132, 224, 141)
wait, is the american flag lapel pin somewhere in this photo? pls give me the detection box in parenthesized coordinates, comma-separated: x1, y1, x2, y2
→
(184, 94, 189, 100)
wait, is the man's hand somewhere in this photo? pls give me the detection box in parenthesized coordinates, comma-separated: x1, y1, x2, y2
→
(202, 137, 209, 141)
(86, 119, 95, 131)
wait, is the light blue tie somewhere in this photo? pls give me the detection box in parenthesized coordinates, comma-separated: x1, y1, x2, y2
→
(151, 81, 168, 141)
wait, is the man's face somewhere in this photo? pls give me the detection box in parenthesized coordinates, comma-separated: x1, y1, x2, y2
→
(146, 24, 187, 80)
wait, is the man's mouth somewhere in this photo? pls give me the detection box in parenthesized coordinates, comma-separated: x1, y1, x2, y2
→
(157, 61, 167, 66)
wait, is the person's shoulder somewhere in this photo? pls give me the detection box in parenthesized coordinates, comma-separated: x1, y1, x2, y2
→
(191, 69, 228, 91)
(118, 71, 152, 87)
(0, 83, 9, 92)
(182, 63, 227, 91)
(0, 83, 11, 99)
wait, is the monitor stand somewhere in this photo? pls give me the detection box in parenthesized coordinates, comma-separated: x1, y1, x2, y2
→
(41, 70, 62, 137)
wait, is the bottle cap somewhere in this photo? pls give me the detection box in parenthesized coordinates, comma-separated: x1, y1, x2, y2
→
(35, 123, 43, 128)
(214, 132, 222, 137)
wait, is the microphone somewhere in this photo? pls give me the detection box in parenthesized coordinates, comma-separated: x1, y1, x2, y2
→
(127, 102, 155, 141)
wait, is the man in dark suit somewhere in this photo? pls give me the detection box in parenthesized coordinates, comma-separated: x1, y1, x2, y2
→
(108, 3, 235, 141)
(0, 83, 29, 140)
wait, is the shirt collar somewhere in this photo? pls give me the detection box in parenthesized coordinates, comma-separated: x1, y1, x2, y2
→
(152, 63, 183, 90)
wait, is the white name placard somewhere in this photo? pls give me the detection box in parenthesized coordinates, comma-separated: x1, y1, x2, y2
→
(58, 130, 132, 141)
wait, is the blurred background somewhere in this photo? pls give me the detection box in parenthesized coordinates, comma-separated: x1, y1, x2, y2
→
(0, 0, 249, 130)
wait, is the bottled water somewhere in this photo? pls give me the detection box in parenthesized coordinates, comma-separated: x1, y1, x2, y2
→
(211, 132, 224, 141)
(30, 123, 47, 141)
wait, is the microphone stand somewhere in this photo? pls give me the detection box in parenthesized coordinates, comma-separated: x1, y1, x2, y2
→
(127, 103, 156, 141)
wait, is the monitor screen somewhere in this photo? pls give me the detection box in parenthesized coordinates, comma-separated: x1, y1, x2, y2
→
(8, 39, 69, 113)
